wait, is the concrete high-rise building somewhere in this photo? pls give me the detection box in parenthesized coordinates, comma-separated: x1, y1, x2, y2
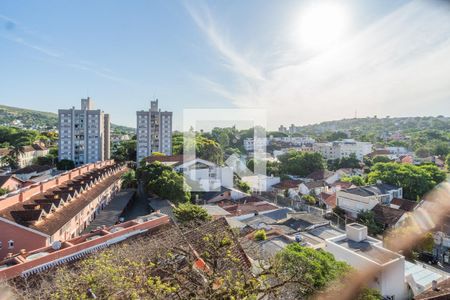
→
(136, 99, 172, 163)
(58, 98, 111, 166)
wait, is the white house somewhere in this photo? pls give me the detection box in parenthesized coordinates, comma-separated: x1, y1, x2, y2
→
(325, 223, 407, 299)
(336, 183, 403, 218)
(174, 158, 234, 192)
(243, 138, 267, 152)
(241, 174, 280, 192)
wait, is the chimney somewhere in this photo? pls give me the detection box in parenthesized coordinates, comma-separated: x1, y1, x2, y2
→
(346, 223, 368, 242)
(432, 280, 439, 291)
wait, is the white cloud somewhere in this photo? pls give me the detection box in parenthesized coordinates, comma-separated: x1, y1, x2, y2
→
(187, 0, 450, 128)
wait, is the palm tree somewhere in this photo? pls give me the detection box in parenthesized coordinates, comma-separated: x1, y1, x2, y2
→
(5, 145, 25, 169)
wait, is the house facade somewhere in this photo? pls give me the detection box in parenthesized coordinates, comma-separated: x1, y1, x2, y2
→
(336, 183, 403, 218)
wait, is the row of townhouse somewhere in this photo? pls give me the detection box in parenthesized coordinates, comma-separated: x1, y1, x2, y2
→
(0, 160, 125, 259)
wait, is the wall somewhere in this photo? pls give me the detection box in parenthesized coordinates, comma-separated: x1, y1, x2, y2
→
(0, 219, 48, 259)
(336, 191, 379, 218)
(380, 258, 408, 300)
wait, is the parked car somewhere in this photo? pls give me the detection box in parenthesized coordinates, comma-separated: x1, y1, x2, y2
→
(418, 252, 438, 265)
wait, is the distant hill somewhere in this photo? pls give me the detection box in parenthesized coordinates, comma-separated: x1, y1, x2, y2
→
(294, 116, 450, 136)
(0, 104, 135, 133)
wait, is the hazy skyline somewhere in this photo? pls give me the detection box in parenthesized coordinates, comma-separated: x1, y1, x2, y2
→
(1, 0, 449, 130)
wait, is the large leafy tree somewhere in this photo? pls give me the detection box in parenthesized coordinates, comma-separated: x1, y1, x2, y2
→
(173, 202, 211, 224)
(328, 153, 361, 171)
(278, 151, 325, 177)
(172, 134, 223, 165)
(111, 140, 137, 162)
(138, 162, 191, 203)
(273, 243, 351, 298)
(368, 162, 446, 200)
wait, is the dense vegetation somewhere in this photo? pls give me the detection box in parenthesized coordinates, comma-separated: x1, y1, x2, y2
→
(294, 117, 450, 158)
(111, 140, 137, 162)
(137, 162, 191, 203)
(367, 162, 446, 200)
(278, 151, 325, 177)
(172, 132, 224, 165)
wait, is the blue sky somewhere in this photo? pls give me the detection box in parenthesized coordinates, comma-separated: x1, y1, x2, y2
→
(1, 0, 449, 130)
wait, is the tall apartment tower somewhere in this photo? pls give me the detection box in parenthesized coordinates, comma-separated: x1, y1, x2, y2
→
(58, 98, 111, 166)
(136, 99, 173, 163)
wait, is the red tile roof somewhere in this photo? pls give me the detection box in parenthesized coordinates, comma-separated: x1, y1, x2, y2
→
(307, 170, 335, 180)
(273, 180, 302, 189)
(222, 201, 278, 216)
(390, 198, 418, 212)
(320, 192, 336, 208)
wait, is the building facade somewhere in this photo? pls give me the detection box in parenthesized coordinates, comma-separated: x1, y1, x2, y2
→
(58, 98, 110, 166)
(336, 183, 403, 218)
(313, 139, 373, 161)
(0, 160, 124, 259)
(136, 99, 172, 162)
(325, 223, 408, 299)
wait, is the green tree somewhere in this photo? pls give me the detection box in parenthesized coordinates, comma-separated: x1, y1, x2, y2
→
(417, 232, 435, 253)
(357, 211, 383, 235)
(254, 230, 267, 241)
(196, 136, 224, 165)
(372, 156, 392, 164)
(447, 154, 450, 171)
(273, 243, 351, 297)
(433, 142, 450, 157)
(0, 188, 9, 196)
(56, 159, 75, 171)
(138, 162, 191, 203)
(326, 131, 348, 141)
(235, 178, 251, 193)
(173, 202, 211, 224)
(121, 170, 137, 189)
(111, 140, 137, 162)
(278, 151, 325, 177)
(415, 147, 431, 158)
(368, 162, 446, 200)
(341, 175, 365, 186)
(302, 194, 316, 205)
(357, 287, 382, 300)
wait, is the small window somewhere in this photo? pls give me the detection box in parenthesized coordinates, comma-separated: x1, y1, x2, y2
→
(8, 240, 14, 249)
(0, 241, 2, 250)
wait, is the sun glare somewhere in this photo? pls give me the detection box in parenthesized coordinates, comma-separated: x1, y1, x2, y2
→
(297, 2, 348, 50)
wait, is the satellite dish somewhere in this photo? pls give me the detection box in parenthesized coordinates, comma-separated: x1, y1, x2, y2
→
(52, 240, 62, 250)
